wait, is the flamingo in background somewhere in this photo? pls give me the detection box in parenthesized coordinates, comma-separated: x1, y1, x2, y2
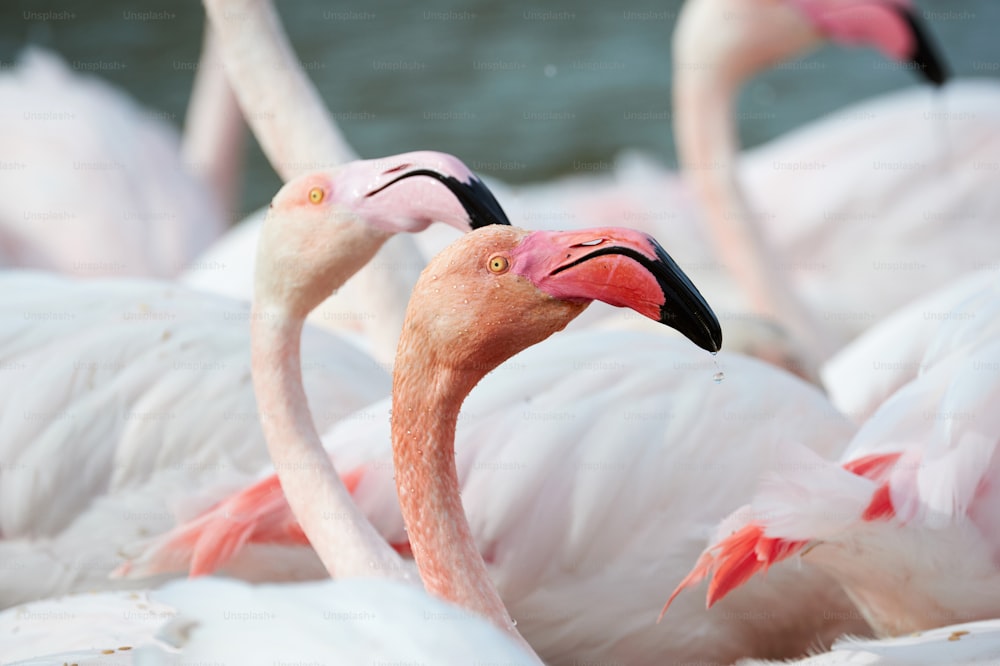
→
(425, 0, 996, 383)
(0, 26, 241, 278)
(181, 26, 247, 226)
(669, 0, 943, 369)
(663, 276, 1000, 637)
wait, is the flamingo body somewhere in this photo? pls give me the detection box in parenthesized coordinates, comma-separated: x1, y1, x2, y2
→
(0, 271, 388, 543)
(0, 48, 226, 277)
(122, 331, 871, 664)
(666, 279, 1000, 636)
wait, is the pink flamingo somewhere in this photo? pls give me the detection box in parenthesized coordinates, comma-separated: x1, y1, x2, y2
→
(663, 276, 1000, 636)
(246, 218, 719, 649)
(670, 0, 942, 364)
(476, 1, 994, 375)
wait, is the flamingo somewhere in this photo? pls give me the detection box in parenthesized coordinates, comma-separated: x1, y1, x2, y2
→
(0, 29, 240, 278)
(662, 276, 1000, 637)
(244, 216, 720, 649)
(0, 152, 509, 602)
(1, 219, 721, 664)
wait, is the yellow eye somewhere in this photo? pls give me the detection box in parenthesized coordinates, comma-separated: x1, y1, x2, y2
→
(488, 255, 509, 273)
(308, 187, 325, 205)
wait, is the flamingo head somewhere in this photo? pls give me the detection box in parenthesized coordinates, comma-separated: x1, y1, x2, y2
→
(791, 0, 947, 84)
(256, 154, 510, 316)
(674, 0, 947, 88)
(400, 226, 722, 378)
(325, 150, 509, 234)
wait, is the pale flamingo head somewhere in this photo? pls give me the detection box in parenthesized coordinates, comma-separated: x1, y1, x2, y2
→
(256, 152, 509, 317)
(400, 225, 722, 377)
(791, 0, 947, 84)
(316, 150, 510, 234)
(675, 0, 947, 88)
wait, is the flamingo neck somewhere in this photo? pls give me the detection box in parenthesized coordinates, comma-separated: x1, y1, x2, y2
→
(203, 0, 356, 180)
(674, 68, 837, 361)
(250, 304, 409, 581)
(390, 345, 539, 659)
(181, 26, 245, 225)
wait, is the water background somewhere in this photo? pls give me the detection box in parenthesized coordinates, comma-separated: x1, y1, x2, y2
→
(2, 0, 997, 219)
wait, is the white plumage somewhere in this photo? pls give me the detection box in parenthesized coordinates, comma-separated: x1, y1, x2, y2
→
(120, 331, 869, 665)
(0, 578, 534, 665)
(0, 48, 227, 278)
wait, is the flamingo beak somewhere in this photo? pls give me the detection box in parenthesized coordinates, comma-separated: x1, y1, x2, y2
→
(365, 167, 511, 230)
(513, 228, 723, 353)
(897, 7, 948, 85)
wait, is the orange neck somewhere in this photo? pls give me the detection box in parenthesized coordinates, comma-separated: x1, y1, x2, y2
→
(391, 342, 539, 658)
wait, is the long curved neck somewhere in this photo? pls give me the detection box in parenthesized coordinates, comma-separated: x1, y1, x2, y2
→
(182, 25, 245, 224)
(250, 304, 409, 580)
(202, 0, 356, 180)
(391, 343, 540, 660)
(674, 55, 837, 364)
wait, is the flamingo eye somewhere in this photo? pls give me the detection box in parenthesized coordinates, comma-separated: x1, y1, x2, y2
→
(488, 255, 510, 274)
(308, 187, 325, 205)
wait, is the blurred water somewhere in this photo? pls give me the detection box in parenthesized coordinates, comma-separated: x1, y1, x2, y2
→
(1, 0, 998, 218)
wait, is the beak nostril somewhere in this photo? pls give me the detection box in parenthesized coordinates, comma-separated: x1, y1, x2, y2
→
(382, 163, 412, 175)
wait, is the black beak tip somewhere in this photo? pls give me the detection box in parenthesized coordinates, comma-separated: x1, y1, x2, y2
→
(700, 320, 724, 354)
(463, 176, 512, 229)
(901, 8, 950, 86)
(668, 309, 723, 354)
(366, 168, 512, 229)
(648, 241, 723, 354)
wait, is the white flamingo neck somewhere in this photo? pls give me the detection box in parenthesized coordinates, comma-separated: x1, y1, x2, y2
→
(181, 26, 245, 224)
(202, 0, 356, 180)
(674, 65, 837, 365)
(250, 306, 410, 580)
